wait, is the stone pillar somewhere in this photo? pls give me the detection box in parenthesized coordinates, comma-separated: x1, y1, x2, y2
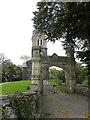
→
(39, 72, 43, 94)
(65, 61, 76, 93)
(31, 29, 47, 93)
(65, 45, 76, 93)
(31, 46, 42, 92)
(41, 67, 49, 94)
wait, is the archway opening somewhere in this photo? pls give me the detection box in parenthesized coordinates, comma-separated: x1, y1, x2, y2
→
(42, 66, 66, 93)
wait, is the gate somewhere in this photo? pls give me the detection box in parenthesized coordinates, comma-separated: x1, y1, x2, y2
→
(42, 77, 62, 94)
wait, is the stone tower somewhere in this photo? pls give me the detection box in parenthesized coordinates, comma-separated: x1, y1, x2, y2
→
(31, 30, 47, 91)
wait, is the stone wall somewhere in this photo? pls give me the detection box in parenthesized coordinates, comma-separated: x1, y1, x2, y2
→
(1, 94, 17, 119)
(75, 84, 89, 96)
(1, 91, 41, 119)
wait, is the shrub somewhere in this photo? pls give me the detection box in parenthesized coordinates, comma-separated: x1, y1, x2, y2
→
(9, 93, 40, 120)
(2, 106, 8, 120)
(82, 79, 88, 87)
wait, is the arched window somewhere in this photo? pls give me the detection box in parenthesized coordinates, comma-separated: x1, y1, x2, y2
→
(38, 39, 39, 46)
(40, 40, 42, 46)
(37, 39, 43, 46)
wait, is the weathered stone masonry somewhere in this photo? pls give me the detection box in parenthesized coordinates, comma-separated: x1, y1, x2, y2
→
(31, 29, 76, 93)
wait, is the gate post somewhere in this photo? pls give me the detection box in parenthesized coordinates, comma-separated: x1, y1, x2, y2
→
(31, 46, 42, 92)
(65, 45, 76, 93)
(31, 30, 47, 94)
(31, 30, 42, 93)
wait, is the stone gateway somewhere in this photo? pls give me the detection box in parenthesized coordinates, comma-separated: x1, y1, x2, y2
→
(31, 29, 76, 93)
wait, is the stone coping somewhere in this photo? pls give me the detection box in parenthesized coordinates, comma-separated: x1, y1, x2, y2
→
(0, 90, 38, 100)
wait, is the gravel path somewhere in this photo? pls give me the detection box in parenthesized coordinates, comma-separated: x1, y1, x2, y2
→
(41, 92, 88, 118)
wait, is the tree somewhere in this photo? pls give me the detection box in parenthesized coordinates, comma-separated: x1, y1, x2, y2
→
(33, 2, 90, 64)
(21, 55, 30, 63)
(2, 59, 22, 82)
(0, 53, 7, 83)
(49, 68, 65, 82)
(76, 63, 88, 84)
(49, 68, 59, 79)
(20, 55, 30, 67)
(57, 70, 65, 82)
(0, 53, 6, 63)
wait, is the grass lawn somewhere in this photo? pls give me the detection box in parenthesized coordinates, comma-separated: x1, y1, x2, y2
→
(48, 79, 65, 92)
(0, 80, 31, 94)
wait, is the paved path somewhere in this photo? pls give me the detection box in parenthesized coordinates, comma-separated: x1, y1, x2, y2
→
(41, 92, 88, 118)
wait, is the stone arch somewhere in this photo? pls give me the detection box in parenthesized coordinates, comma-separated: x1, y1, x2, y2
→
(40, 53, 75, 93)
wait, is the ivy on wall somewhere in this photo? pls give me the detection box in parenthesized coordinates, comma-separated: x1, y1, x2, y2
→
(9, 93, 40, 120)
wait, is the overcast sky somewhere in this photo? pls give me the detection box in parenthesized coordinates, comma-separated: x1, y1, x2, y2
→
(0, 0, 66, 65)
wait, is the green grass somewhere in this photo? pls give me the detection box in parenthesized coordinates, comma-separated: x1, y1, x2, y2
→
(0, 80, 31, 94)
(48, 80, 65, 92)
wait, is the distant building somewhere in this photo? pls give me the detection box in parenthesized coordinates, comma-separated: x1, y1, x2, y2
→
(22, 60, 32, 80)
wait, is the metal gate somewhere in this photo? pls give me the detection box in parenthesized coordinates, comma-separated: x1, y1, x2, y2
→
(43, 77, 62, 94)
